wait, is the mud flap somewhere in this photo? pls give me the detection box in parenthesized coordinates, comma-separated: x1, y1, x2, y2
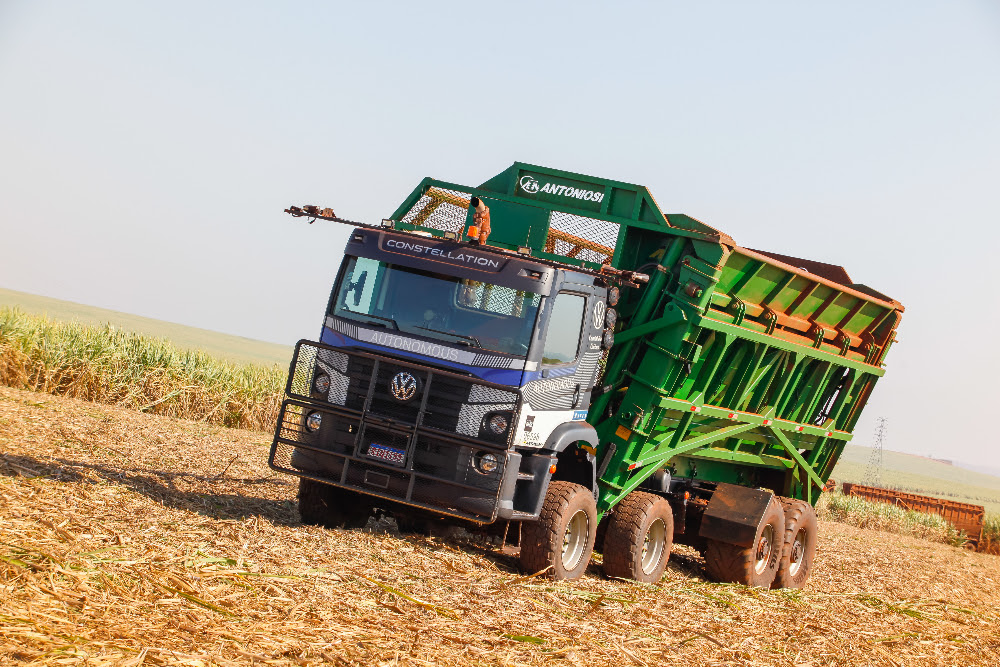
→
(698, 483, 775, 547)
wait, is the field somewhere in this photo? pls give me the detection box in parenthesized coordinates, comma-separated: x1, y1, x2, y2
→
(2, 385, 1000, 666)
(831, 445, 1000, 515)
(0, 307, 283, 431)
(0, 288, 292, 368)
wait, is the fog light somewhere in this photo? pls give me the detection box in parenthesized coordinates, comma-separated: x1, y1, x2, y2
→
(605, 307, 618, 329)
(474, 452, 499, 474)
(314, 373, 330, 394)
(305, 411, 323, 432)
(487, 413, 509, 435)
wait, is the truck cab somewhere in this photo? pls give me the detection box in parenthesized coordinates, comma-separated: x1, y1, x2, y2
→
(274, 225, 614, 536)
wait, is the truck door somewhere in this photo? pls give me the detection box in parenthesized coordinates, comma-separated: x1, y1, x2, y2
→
(523, 289, 604, 416)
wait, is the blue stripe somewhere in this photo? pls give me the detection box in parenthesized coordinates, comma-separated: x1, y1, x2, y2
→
(319, 327, 525, 386)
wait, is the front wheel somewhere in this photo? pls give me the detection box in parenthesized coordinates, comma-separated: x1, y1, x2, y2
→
(602, 491, 674, 583)
(704, 497, 785, 588)
(772, 498, 817, 589)
(519, 481, 597, 580)
(297, 478, 371, 529)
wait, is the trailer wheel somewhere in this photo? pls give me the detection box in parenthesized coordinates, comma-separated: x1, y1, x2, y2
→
(704, 497, 784, 587)
(602, 491, 674, 583)
(297, 478, 371, 529)
(519, 481, 596, 580)
(772, 498, 817, 589)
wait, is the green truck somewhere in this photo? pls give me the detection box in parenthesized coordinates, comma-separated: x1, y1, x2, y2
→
(270, 163, 903, 588)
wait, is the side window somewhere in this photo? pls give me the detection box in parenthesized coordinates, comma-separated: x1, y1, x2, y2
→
(541, 293, 585, 365)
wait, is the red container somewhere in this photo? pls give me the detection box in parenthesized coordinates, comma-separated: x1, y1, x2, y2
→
(841, 482, 985, 547)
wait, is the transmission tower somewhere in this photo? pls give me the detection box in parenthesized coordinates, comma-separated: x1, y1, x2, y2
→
(863, 417, 886, 487)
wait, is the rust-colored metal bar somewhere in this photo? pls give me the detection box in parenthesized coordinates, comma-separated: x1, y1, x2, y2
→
(841, 482, 985, 546)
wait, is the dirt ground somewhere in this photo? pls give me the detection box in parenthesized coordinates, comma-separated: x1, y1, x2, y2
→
(1, 385, 998, 666)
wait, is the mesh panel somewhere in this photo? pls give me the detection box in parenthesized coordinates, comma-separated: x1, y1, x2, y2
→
(398, 187, 471, 233)
(289, 346, 318, 397)
(469, 385, 518, 404)
(545, 211, 619, 264)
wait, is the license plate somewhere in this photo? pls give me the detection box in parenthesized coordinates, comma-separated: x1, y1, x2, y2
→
(367, 443, 406, 465)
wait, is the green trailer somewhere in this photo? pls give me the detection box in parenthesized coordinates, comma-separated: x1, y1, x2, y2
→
(271, 162, 903, 588)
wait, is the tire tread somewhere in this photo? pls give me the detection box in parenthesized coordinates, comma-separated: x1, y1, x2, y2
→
(603, 491, 673, 582)
(519, 481, 595, 579)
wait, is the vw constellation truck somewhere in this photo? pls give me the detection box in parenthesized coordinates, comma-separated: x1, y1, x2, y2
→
(269, 163, 903, 588)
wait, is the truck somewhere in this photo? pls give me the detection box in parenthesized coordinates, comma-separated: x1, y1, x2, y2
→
(269, 163, 904, 588)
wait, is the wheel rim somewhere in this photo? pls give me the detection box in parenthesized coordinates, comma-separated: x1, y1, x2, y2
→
(754, 524, 774, 575)
(561, 509, 590, 571)
(787, 527, 807, 577)
(640, 518, 666, 575)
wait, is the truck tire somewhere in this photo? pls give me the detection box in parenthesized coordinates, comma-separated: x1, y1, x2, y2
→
(703, 497, 784, 587)
(297, 478, 371, 529)
(602, 491, 674, 583)
(772, 498, 817, 589)
(519, 481, 596, 580)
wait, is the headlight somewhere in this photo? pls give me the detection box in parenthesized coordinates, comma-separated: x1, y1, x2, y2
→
(487, 413, 509, 435)
(313, 372, 331, 394)
(607, 285, 620, 307)
(305, 411, 323, 432)
(474, 451, 500, 474)
(602, 329, 615, 349)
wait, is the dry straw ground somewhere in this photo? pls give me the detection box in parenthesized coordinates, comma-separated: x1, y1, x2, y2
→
(1, 385, 998, 667)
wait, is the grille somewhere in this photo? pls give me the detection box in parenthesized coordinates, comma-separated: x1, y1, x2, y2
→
(545, 211, 619, 264)
(274, 341, 521, 522)
(398, 187, 470, 234)
(271, 402, 508, 522)
(286, 341, 518, 436)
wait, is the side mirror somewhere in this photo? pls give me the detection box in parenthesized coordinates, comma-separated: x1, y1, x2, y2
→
(349, 271, 368, 307)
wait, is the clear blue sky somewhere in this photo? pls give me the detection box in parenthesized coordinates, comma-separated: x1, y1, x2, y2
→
(1, 1, 998, 464)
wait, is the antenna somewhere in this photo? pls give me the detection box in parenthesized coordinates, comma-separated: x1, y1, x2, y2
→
(863, 417, 887, 487)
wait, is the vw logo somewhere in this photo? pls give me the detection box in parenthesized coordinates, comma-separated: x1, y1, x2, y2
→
(519, 175, 540, 194)
(389, 371, 419, 402)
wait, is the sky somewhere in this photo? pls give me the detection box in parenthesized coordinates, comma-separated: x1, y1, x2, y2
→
(1, 1, 998, 464)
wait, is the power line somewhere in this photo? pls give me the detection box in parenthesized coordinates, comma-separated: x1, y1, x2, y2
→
(863, 417, 886, 487)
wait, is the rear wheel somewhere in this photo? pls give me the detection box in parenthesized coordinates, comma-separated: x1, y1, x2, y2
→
(772, 498, 817, 589)
(519, 481, 596, 580)
(602, 491, 674, 583)
(704, 497, 784, 587)
(297, 478, 371, 529)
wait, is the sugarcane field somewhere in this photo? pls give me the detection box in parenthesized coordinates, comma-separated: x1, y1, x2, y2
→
(3, 3, 999, 666)
(1, 385, 998, 666)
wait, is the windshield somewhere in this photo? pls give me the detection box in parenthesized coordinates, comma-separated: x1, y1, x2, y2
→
(330, 256, 542, 357)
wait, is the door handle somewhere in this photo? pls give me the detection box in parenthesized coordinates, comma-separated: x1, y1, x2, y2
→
(572, 383, 581, 408)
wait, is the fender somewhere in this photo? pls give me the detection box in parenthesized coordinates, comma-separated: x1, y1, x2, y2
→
(698, 483, 775, 547)
(542, 421, 599, 453)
